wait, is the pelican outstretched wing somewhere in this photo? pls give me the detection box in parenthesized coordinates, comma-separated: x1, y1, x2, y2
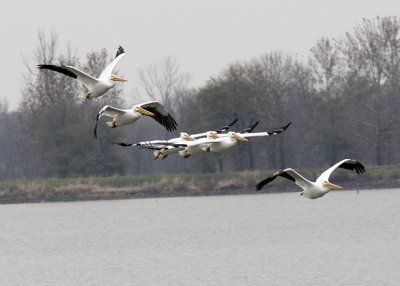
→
(215, 118, 238, 133)
(240, 120, 260, 133)
(99, 46, 126, 79)
(256, 168, 312, 191)
(94, 105, 126, 138)
(317, 159, 366, 182)
(38, 64, 98, 90)
(137, 101, 178, 132)
(225, 122, 291, 138)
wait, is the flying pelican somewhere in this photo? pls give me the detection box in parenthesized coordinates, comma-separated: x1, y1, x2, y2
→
(201, 131, 249, 153)
(38, 46, 127, 100)
(175, 132, 230, 158)
(255, 159, 366, 199)
(201, 119, 260, 152)
(199, 122, 290, 153)
(112, 118, 240, 158)
(114, 132, 195, 159)
(94, 101, 177, 138)
(115, 131, 217, 159)
(173, 122, 291, 158)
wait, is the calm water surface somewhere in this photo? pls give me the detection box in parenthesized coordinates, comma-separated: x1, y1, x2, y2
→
(0, 189, 399, 286)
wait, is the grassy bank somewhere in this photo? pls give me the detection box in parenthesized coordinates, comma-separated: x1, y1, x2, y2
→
(1, 165, 400, 204)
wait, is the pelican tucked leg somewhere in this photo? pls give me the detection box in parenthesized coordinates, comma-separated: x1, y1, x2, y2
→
(106, 121, 117, 128)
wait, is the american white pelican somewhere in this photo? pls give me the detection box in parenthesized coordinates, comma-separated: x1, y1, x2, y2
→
(200, 122, 290, 153)
(255, 159, 366, 199)
(38, 46, 127, 100)
(94, 101, 177, 138)
(113, 118, 239, 158)
(176, 133, 221, 158)
(198, 120, 260, 153)
(115, 131, 215, 158)
(201, 131, 249, 153)
(173, 122, 291, 158)
(114, 132, 194, 159)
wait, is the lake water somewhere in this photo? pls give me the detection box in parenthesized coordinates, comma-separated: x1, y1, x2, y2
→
(0, 189, 399, 286)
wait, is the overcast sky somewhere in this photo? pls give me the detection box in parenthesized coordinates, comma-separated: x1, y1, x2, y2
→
(1, 0, 399, 109)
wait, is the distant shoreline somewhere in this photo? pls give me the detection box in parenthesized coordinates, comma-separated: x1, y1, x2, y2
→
(1, 167, 399, 204)
(0, 187, 398, 205)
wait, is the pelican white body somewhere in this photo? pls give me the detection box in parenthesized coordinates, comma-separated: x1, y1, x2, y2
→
(86, 80, 116, 99)
(107, 109, 141, 127)
(208, 138, 237, 152)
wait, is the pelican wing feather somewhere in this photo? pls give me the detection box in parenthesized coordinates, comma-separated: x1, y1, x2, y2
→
(93, 105, 126, 138)
(99, 46, 126, 79)
(317, 159, 366, 182)
(256, 168, 312, 191)
(138, 101, 178, 132)
(236, 122, 291, 138)
(38, 64, 98, 90)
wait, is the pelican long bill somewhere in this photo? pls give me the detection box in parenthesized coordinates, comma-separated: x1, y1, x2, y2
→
(232, 133, 249, 142)
(136, 107, 155, 117)
(183, 134, 196, 141)
(323, 181, 343, 190)
(110, 75, 127, 82)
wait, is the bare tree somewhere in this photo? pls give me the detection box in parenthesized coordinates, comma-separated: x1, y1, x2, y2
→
(310, 38, 342, 97)
(340, 16, 400, 165)
(0, 98, 13, 179)
(309, 37, 349, 165)
(16, 30, 129, 178)
(137, 56, 191, 112)
(246, 51, 294, 169)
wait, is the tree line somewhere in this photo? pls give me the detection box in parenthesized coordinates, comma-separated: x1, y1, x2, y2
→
(0, 16, 399, 180)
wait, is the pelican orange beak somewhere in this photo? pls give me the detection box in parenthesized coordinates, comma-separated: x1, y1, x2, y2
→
(323, 181, 343, 190)
(135, 107, 155, 116)
(232, 133, 249, 142)
(110, 75, 127, 82)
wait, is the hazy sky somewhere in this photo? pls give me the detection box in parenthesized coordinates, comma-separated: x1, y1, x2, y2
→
(1, 0, 399, 109)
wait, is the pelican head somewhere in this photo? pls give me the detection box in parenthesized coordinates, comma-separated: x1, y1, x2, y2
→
(180, 132, 195, 141)
(110, 75, 127, 82)
(134, 106, 155, 117)
(323, 180, 343, 190)
(231, 132, 248, 142)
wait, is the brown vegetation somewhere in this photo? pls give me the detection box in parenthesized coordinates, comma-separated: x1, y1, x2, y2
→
(1, 165, 399, 204)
